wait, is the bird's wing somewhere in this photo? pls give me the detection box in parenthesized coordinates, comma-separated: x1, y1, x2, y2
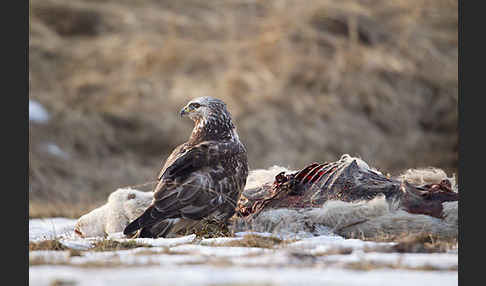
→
(133, 140, 246, 227)
(158, 140, 246, 182)
(157, 143, 187, 181)
(155, 140, 245, 215)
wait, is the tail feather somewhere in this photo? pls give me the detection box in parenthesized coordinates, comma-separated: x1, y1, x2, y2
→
(123, 206, 160, 235)
(139, 220, 175, 238)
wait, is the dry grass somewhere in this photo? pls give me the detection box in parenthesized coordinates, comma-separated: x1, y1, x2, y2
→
(133, 248, 170, 256)
(29, 0, 458, 218)
(29, 240, 68, 251)
(391, 233, 458, 253)
(29, 240, 83, 258)
(29, 238, 150, 253)
(29, 201, 103, 219)
(313, 247, 354, 256)
(49, 279, 77, 286)
(359, 232, 458, 253)
(90, 239, 151, 252)
(220, 234, 283, 249)
(344, 260, 457, 272)
(170, 219, 236, 239)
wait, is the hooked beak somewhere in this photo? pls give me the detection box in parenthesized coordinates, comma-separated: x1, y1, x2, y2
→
(180, 106, 190, 117)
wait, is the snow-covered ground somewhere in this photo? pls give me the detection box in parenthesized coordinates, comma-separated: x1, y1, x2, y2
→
(29, 218, 458, 286)
(29, 99, 49, 123)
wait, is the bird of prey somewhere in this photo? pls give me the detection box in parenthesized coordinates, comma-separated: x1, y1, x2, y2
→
(124, 97, 249, 238)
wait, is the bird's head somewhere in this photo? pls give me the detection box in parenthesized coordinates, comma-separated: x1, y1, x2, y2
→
(180, 96, 231, 123)
(180, 97, 237, 142)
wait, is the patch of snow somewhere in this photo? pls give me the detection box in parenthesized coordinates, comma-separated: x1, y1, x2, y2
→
(287, 235, 395, 251)
(59, 239, 94, 251)
(368, 252, 457, 269)
(72, 250, 208, 266)
(29, 99, 49, 123)
(29, 218, 77, 241)
(199, 237, 244, 246)
(323, 251, 458, 270)
(29, 218, 457, 286)
(44, 143, 69, 159)
(169, 244, 272, 257)
(29, 251, 72, 264)
(234, 231, 280, 238)
(118, 234, 197, 248)
(106, 232, 125, 240)
(29, 265, 458, 286)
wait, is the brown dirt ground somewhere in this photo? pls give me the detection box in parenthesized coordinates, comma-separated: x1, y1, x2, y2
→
(29, 0, 458, 218)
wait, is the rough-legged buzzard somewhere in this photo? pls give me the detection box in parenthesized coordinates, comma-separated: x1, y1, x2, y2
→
(124, 97, 249, 238)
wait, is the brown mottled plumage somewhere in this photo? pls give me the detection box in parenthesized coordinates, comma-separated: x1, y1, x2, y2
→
(124, 97, 248, 238)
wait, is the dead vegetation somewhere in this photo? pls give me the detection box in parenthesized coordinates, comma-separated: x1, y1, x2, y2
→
(29, 238, 151, 253)
(29, 201, 104, 219)
(360, 232, 458, 253)
(189, 220, 235, 239)
(29, 0, 457, 218)
(90, 239, 151, 252)
(219, 234, 284, 249)
(49, 279, 76, 286)
(344, 260, 458, 272)
(29, 240, 83, 258)
(312, 247, 354, 256)
(29, 240, 68, 251)
(391, 233, 458, 253)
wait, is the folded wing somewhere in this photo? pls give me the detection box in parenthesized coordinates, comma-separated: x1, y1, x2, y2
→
(124, 140, 248, 237)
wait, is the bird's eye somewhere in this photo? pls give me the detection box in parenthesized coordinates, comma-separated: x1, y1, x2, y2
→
(191, 103, 201, 109)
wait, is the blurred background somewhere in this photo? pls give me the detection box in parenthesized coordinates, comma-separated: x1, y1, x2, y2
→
(29, 0, 458, 218)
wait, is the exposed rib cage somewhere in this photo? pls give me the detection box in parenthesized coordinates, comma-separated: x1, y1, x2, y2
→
(237, 155, 458, 219)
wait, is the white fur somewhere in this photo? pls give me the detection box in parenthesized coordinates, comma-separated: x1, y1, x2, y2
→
(397, 167, 458, 192)
(75, 163, 458, 240)
(234, 164, 459, 240)
(234, 195, 458, 240)
(74, 188, 153, 237)
(306, 195, 392, 231)
(73, 167, 290, 238)
(245, 165, 294, 190)
(307, 196, 457, 239)
(235, 208, 310, 236)
(442, 201, 458, 225)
